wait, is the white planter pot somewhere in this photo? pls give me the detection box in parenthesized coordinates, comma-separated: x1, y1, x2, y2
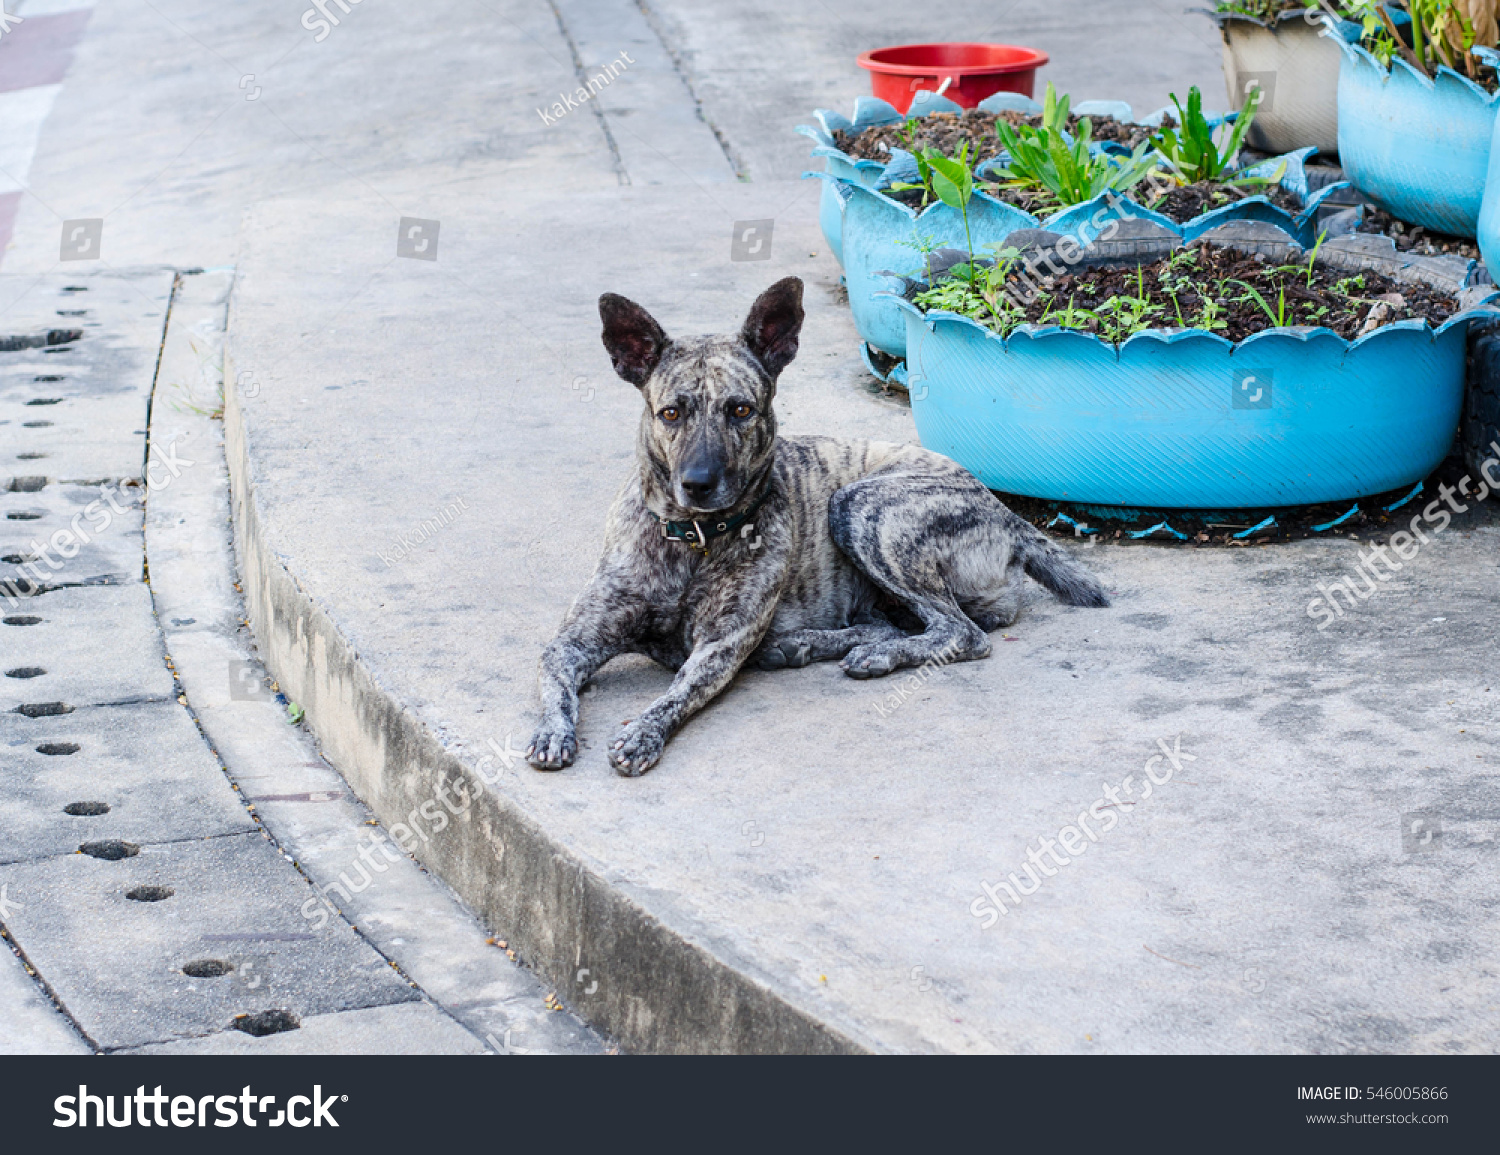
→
(1210, 9, 1352, 156)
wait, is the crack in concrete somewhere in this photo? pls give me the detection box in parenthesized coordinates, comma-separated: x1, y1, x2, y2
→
(633, 0, 745, 179)
(546, 0, 630, 186)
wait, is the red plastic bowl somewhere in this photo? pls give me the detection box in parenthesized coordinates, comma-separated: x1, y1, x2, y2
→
(857, 42, 1049, 113)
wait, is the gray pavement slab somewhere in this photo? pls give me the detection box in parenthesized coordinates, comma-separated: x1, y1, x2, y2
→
(0, 831, 419, 1051)
(0, 700, 257, 864)
(0, 932, 90, 1055)
(227, 175, 1500, 1052)
(0, 478, 144, 589)
(0, 271, 173, 482)
(0, 585, 173, 711)
(123, 1000, 488, 1056)
(553, 0, 735, 186)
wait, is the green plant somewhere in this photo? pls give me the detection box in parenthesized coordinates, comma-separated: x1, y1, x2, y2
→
(1351, 0, 1500, 81)
(988, 82, 1159, 211)
(1229, 278, 1293, 327)
(1215, 0, 1361, 19)
(890, 144, 983, 281)
(1151, 85, 1264, 184)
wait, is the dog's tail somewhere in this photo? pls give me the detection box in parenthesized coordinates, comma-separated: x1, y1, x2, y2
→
(1017, 526, 1110, 608)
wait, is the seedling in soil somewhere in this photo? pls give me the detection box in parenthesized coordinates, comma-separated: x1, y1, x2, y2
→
(1151, 85, 1267, 186)
(891, 143, 982, 283)
(988, 83, 1158, 212)
(912, 241, 1464, 345)
(1215, 1, 1360, 21)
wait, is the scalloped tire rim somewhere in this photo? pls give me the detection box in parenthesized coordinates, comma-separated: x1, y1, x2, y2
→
(893, 294, 1498, 509)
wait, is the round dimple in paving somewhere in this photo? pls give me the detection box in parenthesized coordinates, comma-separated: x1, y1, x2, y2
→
(5, 668, 45, 678)
(79, 840, 138, 860)
(125, 885, 174, 903)
(183, 959, 235, 978)
(64, 801, 110, 816)
(233, 1010, 300, 1037)
(36, 742, 80, 755)
(15, 702, 73, 717)
(3, 616, 42, 625)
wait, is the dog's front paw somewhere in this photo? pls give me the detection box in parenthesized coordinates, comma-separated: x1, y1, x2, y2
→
(609, 718, 667, 777)
(840, 642, 899, 679)
(527, 724, 577, 771)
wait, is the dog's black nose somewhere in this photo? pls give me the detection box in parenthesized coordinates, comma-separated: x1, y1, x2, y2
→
(679, 465, 720, 502)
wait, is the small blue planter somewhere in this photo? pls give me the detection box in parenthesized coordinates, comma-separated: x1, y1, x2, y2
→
(889, 296, 1495, 509)
(822, 146, 1343, 359)
(798, 91, 1162, 267)
(1336, 41, 1500, 237)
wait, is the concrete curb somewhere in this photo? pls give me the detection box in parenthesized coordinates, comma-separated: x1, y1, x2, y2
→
(221, 332, 866, 1056)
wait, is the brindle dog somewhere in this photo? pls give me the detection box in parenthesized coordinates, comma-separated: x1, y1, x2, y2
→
(528, 277, 1108, 776)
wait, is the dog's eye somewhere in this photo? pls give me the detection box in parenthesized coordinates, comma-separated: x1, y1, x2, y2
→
(659, 407, 680, 423)
(732, 404, 754, 419)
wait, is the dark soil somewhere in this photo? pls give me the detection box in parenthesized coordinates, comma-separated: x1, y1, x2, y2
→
(1143, 180, 1305, 221)
(883, 174, 1301, 222)
(1359, 207, 1481, 260)
(928, 241, 1463, 343)
(831, 108, 1154, 164)
(1214, 0, 1307, 19)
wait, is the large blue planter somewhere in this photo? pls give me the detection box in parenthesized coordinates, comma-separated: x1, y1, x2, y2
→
(890, 295, 1495, 508)
(1336, 41, 1500, 237)
(825, 147, 1343, 359)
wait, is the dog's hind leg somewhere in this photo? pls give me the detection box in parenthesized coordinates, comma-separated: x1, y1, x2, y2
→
(827, 466, 1013, 679)
(754, 619, 905, 670)
(962, 556, 1025, 631)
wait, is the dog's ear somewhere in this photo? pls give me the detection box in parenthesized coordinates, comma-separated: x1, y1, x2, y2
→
(599, 293, 669, 387)
(740, 277, 804, 379)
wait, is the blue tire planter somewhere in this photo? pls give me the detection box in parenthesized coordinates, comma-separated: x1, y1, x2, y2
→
(820, 146, 1345, 359)
(1336, 41, 1500, 238)
(888, 295, 1497, 509)
(798, 91, 1162, 267)
(1478, 106, 1500, 271)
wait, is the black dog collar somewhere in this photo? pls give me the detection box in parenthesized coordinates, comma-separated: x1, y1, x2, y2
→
(652, 484, 773, 554)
